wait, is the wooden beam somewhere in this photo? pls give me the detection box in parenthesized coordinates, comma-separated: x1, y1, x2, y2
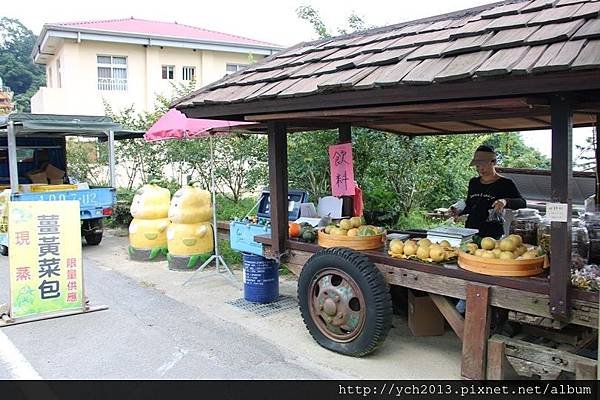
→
(267, 122, 288, 258)
(244, 97, 541, 122)
(338, 124, 352, 143)
(549, 95, 573, 321)
(429, 294, 464, 340)
(461, 283, 491, 380)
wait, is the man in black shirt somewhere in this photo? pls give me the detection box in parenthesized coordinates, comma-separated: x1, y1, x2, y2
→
(451, 145, 526, 239)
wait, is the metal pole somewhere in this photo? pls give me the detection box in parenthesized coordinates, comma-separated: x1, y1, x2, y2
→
(7, 121, 19, 194)
(210, 134, 220, 271)
(108, 130, 116, 188)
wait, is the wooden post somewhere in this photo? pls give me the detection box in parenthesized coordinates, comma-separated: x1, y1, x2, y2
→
(487, 336, 508, 380)
(594, 114, 600, 205)
(338, 124, 352, 143)
(461, 283, 491, 380)
(267, 122, 288, 258)
(549, 95, 573, 320)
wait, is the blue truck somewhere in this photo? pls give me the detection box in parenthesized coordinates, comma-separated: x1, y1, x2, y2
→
(0, 113, 141, 254)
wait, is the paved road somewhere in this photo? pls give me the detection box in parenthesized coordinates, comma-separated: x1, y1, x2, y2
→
(0, 249, 333, 379)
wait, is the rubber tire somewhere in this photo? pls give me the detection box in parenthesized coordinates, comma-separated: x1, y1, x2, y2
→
(85, 232, 103, 246)
(0, 245, 7, 256)
(298, 247, 393, 357)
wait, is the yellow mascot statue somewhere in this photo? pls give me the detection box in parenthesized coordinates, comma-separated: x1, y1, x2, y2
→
(128, 184, 171, 261)
(167, 185, 214, 270)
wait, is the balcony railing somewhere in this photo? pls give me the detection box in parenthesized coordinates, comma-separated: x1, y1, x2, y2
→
(97, 78, 127, 91)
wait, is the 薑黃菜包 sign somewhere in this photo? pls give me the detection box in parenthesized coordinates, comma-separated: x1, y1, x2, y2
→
(8, 201, 83, 319)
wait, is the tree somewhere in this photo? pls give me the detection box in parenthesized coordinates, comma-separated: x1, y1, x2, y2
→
(0, 18, 45, 112)
(295, 5, 374, 39)
(481, 132, 550, 169)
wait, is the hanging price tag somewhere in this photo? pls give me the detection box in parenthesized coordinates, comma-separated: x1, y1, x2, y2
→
(545, 203, 569, 222)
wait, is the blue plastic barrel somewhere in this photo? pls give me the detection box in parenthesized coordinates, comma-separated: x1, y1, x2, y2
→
(242, 253, 279, 303)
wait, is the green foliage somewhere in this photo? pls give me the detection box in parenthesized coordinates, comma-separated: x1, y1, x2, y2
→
(218, 239, 242, 267)
(295, 5, 374, 39)
(216, 196, 257, 221)
(296, 5, 331, 39)
(65, 139, 109, 185)
(288, 130, 338, 201)
(0, 18, 45, 111)
(481, 132, 550, 169)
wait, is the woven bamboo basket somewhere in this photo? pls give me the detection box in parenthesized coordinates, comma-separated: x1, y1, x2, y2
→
(457, 250, 546, 277)
(317, 229, 385, 250)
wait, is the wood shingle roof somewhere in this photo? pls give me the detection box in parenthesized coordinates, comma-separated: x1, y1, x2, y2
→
(175, 0, 600, 134)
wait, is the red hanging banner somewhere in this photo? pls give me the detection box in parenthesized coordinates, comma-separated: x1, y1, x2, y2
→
(328, 143, 355, 196)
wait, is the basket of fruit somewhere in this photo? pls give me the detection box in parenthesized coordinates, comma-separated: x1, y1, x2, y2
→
(458, 234, 547, 277)
(388, 238, 458, 263)
(317, 216, 385, 250)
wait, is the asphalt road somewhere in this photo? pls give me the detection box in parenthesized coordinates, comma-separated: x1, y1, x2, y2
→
(0, 247, 333, 379)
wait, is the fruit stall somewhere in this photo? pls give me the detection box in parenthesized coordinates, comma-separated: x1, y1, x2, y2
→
(176, 0, 600, 380)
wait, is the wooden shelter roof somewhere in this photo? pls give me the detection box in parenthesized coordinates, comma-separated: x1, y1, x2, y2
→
(175, 0, 600, 134)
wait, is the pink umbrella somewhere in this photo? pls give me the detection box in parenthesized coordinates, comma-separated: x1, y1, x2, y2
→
(144, 108, 254, 141)
(143, 108, 258, 285)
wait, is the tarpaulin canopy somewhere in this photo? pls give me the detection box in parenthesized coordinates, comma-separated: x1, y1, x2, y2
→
(0, 113, 143, 139)
(144, 108, 255, 141)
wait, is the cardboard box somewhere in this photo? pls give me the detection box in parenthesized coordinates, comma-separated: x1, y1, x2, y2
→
(44, 163, 65, 180)
(26, 169, 48, 184)
(49, 179, 64, 185)
(407, 289, 445, 336)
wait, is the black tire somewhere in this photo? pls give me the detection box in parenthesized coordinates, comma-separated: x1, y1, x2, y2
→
(298, 247, 393, 357)
(85, 232, 103, 245)
(0, 245, 7, 256)
(83, 219, 104, 246)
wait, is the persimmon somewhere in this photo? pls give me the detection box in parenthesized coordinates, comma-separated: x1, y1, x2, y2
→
(288, 222, 301, 238)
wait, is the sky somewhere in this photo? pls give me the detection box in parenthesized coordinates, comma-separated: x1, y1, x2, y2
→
(2, 0, 595, 162)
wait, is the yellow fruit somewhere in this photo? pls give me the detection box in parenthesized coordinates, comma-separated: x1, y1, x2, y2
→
(474, 249, 485, 257)
(482, 250, 496, 259)
(349, 216, 363, 228)
(389, 239, 404, 254)
(416, 246, 430, 260)
(499, 239, 517, 252)
(466, 243, 478, 255)
(508, 234, 523, 246)
(405, 240, 416, 248)
(481, 237, 496, 250)
(499, 251, 515, 260)
(417, 238, 432, 247)
(347, 228, 358, 237)
(522, 250, 538, 259)
(439, 240, 451, 248)
(429, 247, 445, 262)
(330, 228, 347, 236)
(404, 243, 417, 256)
(492, 248, 502, 258)
(515, 245, 527, 256)
(324, 225, 335, 234)
(339, 219, 353, 230)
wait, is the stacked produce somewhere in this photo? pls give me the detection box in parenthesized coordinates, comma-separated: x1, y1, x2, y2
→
(571, 255, 600, 292)
(388, 238, 458, 263)
(322, 216, 384, 237)
(461, 234, 544, 261)
(288, 222, 317, 243)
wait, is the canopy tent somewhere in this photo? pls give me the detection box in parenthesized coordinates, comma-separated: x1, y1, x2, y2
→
(144, 109, 260, 284)
(0, 113, 145, 139)
(1, 113, 144, 192)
